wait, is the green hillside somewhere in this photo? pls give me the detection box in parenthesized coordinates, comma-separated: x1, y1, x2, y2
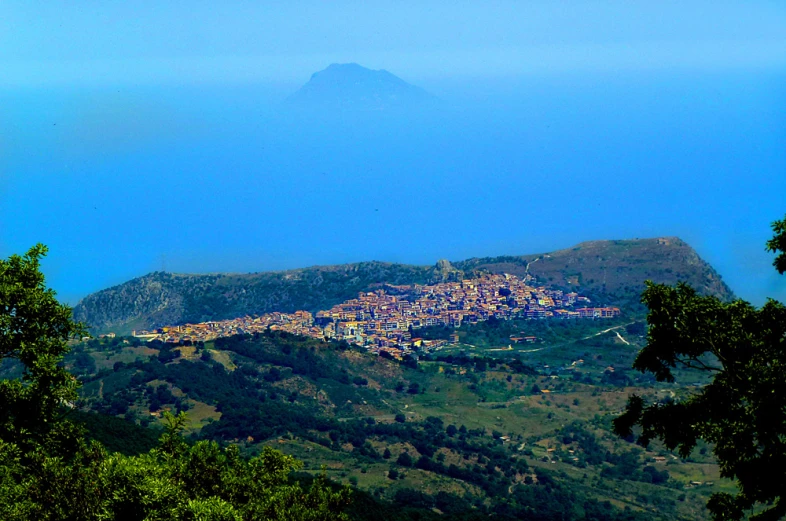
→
(73, 237, 734, 335)
(56, 327, 733, 521)
(73, 262, 436, 334)
(455, 237, 734, 306)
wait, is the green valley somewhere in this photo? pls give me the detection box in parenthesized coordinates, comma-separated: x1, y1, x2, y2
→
(0, 235, 752, 520)
(52, 321, 732, 521)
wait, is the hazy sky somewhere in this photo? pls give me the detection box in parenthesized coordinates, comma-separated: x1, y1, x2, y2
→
(2, 2, 785, 306)
(3, 2, 786, 86)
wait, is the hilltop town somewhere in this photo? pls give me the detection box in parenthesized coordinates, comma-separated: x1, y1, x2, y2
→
(132, 273, 619, 357)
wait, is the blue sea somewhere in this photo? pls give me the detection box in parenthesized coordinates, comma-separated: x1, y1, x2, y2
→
(1, 71, 784, 305)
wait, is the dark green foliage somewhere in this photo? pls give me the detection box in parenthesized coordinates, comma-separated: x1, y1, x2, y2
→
(420, 317, 630, 350)
(625, 321, 647, 336)
(352, 468, 656, 521)
(347, 482, 654, 521)
(559, 423, 606, 466)
(214, 332, 353, 382)
(72, 349, 97, 375)
(78, 328, 684, 520)
(67, 333, 680, 521)
(393, 488, 433, 509)
(600, 450, 668, 484)
(401, 354, 417, 370)
(766, 214, 786, 274)
(0, 244, 86, 452)
(156, 345, 180, 363)
(71, 410, 162, 456)
(2, 412, 350, 520)
(396, 452, 413, 467)
(496, 467, 652, 521)
(601, 369, 633, 387)
(425, 352, 537, 375)
(0, 246, 351, 521)
(615, 216, 786, 521)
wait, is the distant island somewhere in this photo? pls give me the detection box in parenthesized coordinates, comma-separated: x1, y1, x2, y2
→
(285, 62, 435, 111)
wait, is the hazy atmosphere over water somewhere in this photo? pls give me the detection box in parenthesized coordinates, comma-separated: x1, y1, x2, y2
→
(1, 2, 785, 305)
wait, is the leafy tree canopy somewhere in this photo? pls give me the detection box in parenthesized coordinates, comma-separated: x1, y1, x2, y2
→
(615, 214, 786, 521)
(767, 216, 786, 275)
(0, 245, 350, 520)
(0, 244, 86, 452)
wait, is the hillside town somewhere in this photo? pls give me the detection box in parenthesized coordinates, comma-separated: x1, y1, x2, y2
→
(133, 273, 620, 357)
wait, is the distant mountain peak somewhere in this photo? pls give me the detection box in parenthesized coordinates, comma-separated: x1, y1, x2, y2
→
(319, 62, 380, 74)
(285, 63, 435, 111)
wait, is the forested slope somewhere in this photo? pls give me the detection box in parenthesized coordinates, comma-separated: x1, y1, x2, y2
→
(73, 262, 435, 334)
(62, 328, 726, 521)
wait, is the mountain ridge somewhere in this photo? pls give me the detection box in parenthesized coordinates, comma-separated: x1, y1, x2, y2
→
(455, 236, 732, 301)
(73, 237, 734, 334)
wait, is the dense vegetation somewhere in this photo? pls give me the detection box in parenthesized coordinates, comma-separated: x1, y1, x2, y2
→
(5, 223, 774, 520)
(614, 215, 786, 521)
(418, 314, 632, 349)
(60, 321, 727, 521)
(0, 245, 349, 520)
